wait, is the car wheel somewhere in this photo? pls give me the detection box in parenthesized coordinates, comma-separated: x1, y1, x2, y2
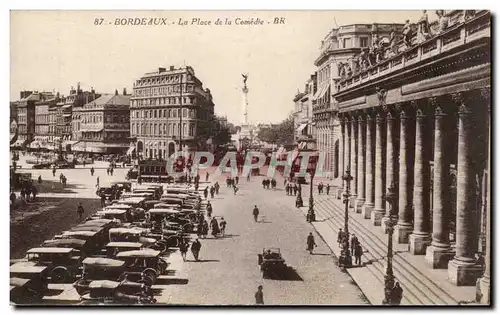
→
(51, 267, 70, 283)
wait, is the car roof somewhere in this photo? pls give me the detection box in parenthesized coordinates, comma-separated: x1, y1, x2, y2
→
(117, 197, 145, 203)
(83, 257, 125, 267)
(116, 249, 160, 258)
(89, 280, 120, 289)
(106, 242, 143, 248)
(10, 262, 48, 274)
(27, 247, 73, 254)
(97, 209, 127, 215)
(153, 203, 180, 209)
(82, 219, 113, 226)
(109, 228, 145, 234)
(71, 226, 104, 232)
(43, 238, 86, 246)
(62, 231, 97, 237)
(104, 204, 133, 210)
(149, 208, 181, 214)
(10, 277, 31, 287)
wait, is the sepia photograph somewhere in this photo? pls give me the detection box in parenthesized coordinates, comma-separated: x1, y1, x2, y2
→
(8, 9, 491, 306)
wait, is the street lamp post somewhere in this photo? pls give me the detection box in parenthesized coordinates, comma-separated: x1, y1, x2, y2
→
(296, 182, 303, 208)
(307, 171, 316, 222)
(341, 167, 353, 268)
(382, 182, 398, 305)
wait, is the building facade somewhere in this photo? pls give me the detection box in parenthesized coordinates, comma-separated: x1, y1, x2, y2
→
(33, 93, 57, 150)
(312, 22, 404, 185)
(55, 84, 99, 150)
(15, 91, 39, 148)
(293, 74, 316, 151)
(130, 66, 215, 159)
(72, 91, 131, 154)
(334, 10, 490, 301)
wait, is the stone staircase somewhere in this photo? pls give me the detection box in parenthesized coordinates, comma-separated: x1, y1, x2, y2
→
(297, 191, 477, 305)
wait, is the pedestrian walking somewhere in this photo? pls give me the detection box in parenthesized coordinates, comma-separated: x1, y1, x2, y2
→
(318, 182, 323, 194)
(210, 186, 215, 199)
(247, 173, 251, 181)
(214, 182, 220, 195)
(179, 240, 189, 262)
(25, 186, 32, 201)
(351, 234, 359, 253)
(101, 194, 106, 208)
(206, 201, 213, 217)
(326, 184, 330, 195)
(10, 191, 16, 205)
(211, 217, 220, 238)
(137, 176, 142, 185)
(106, 168, 110, 176)
(59, 173, 64, 183)
(110, 167, 114, 176)
(38, 175, 42, 184)
(293, 184, 298, 196)
(197, 221, 204, 238)
(203, 187, 208, 199)
(202, 220, 209, 239)
(96, 176, 100, 188)
(391, 282, 403, 305)
(62, 175, 67, 188)
(233, 185, 239, 195)
(253, 205, 259, 222)
(31, 185, 38, 201)
(219, 217, 227, 236)
(77, 203, 85, 221)
(235, 176, 239, 185)
(191, 238, 202, 261)
(354, 242, 363, 266)
(52, 167, 56, 177)
(205, 172, 209, 181)
(255, 285, 264, 305)
(285, 184, 289, 195)
(90, 167, 94, 176)
(337, 228, 345, 247)
(307, 232, 317, 254)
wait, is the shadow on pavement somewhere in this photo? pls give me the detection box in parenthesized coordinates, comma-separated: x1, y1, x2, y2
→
(187, 259, 220, 263)
(264, 266, 303, 281)
(310, 252, 331, 256)
(43, 289, 65, 296)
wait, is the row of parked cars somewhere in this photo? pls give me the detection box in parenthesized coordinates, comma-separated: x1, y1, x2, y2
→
(10, 181, 210, 305)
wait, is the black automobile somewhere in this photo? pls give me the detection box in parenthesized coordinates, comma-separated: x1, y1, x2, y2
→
(53, 162, 75, 169)
(96, 186, 117, 200)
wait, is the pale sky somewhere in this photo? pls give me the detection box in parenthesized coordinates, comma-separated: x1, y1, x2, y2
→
(10, 10, 434, 124)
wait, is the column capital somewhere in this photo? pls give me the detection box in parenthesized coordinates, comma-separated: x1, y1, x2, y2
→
(458, 104, 473, 117)
(428, 97, 439, 107)
(376, 111, 386, 122)
(479, 87, 491, 102)
(434, 105, 449, 117)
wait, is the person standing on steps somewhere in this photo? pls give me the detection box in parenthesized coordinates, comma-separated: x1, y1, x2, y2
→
(326, 183, 330, 195)
(253, 205, 259, 222)
(354, 242, 363, 266)
(351, 234, 359, 254)
(255, 285, 264, 305)
(337, 228, 345, 247)
(205, 172, 210, 181)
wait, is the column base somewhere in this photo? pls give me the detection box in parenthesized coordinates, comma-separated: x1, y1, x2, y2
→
(335, 189, 343, 200)
(476, 276, 490, 304)
(425, 244, 453, 269)
(361, 203, 373, 219)
(394, 224, 413, 244)
(448, 259, 483, 286)
(370, 210, 383, 226)
(349, 195, 357, 209)
(408, 233, 431, 255)
(354, 198, 365, 213)
(381, 216, 390, 233)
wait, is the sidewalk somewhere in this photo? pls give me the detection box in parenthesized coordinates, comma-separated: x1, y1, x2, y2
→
(295, 184, 478, 305)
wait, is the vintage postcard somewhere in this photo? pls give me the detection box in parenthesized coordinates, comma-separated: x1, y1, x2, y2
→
(9, 10, 491, 306)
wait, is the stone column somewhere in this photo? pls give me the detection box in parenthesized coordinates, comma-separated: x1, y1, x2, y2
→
(355, 116, 366, 212)
(477, 90, 490, 303)
(381, 110, 397, 232)
(395, 108, 414, 243)
(344, 119, 351, 194)
(350, 116, 358, 207)
(371, 112, 386, 225)
(337, 118, 345, 199)
(409, 108, 431, 255)
(448, 93, 483, 286)
(362, 112, 375, 219)
(426, 104, 453, 268)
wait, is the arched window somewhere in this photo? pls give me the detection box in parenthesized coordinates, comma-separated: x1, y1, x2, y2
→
(153, 124, 157, 136)
(168, 109, 172, 118)
(131, 123, 135, 135)
(150, 124, 153, 135)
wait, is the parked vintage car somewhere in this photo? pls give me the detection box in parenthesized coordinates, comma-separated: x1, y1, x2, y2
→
(116, 197, 146, 210)
(96, 186, 118, 200)
(10, 275, 48, 304)
(121, 192, 154, 201)
(105, 242, 144, 258)
(257, 248, 287, 278)
(77, 280, 155, 304)
(110, 181, 132, 193)
(57, 229, 108, 249)
(115, 249, 167, 285)
(32, 162, 52, 169)
(41, 238, 94, 257)
(15, 247, 82, 283)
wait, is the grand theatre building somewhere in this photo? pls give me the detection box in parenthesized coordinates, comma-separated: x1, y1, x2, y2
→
(333, 10, 490, 301)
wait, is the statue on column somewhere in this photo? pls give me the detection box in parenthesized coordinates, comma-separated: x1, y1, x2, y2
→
(242, 73, 249, 90)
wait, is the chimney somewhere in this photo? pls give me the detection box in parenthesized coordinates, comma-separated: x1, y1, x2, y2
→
(158, 67, 166, 73)
(170, 65, 175, 71)
(115, 89, 118, 95)
(123, 88, 127, 95)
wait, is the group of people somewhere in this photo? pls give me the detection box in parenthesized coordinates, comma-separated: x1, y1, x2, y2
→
(261, 178, 276, 189)
(179, 238, 203, 262)
(10, 181, 39, 205)
(317, 182, 330, 195)
(226, 176, 239, 187)
(285, 182, 300, 196)
(337, 229, 364, 266)
(196, 202, 227, 239)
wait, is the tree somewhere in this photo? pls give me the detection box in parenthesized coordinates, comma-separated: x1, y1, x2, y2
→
(211, 116, 232, 147)
(257, 114, 295, 145)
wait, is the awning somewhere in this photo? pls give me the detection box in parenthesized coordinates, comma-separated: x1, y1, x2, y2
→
(81, 128, 103, 132)
(72, 142, 87, 151)
(312, 83, 329, 101)
(30, 141, 41, 149)
(299, 142, 307, 149)
(296, 123, 308, 132)
(61, 104, 72, 109)
(63, 114, 72, 117)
